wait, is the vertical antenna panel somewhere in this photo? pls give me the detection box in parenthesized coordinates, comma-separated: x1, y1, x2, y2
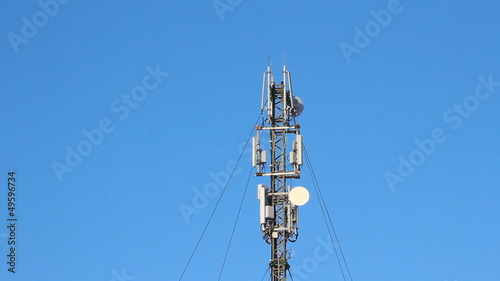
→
(258, 184, 266, 225)
(296, 134, 303, 166)
(252, 136, 258, 167)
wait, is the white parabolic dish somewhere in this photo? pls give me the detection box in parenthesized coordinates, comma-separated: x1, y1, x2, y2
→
(289, 186, 310, 206)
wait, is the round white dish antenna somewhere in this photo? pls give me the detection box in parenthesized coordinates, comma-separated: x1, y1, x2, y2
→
(289, 186, 310, 206)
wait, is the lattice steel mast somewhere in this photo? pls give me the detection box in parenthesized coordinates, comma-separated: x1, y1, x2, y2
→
(253, 65, 308, 281)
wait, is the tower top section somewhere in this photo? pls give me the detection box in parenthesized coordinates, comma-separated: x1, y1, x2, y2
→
(261, 65, 304, 127)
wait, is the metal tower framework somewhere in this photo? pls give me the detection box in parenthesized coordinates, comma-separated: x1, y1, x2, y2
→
(254, 65, 306, 281)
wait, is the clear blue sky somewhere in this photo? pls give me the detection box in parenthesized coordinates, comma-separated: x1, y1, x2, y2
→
(1, 0, 499, 280)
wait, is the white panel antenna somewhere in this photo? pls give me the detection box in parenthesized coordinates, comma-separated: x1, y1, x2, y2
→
(290, 134, 303, 167)
(252, 132, 267, 170)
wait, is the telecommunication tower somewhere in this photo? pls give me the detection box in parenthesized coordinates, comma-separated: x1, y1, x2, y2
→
(253, 65, 309, 281)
